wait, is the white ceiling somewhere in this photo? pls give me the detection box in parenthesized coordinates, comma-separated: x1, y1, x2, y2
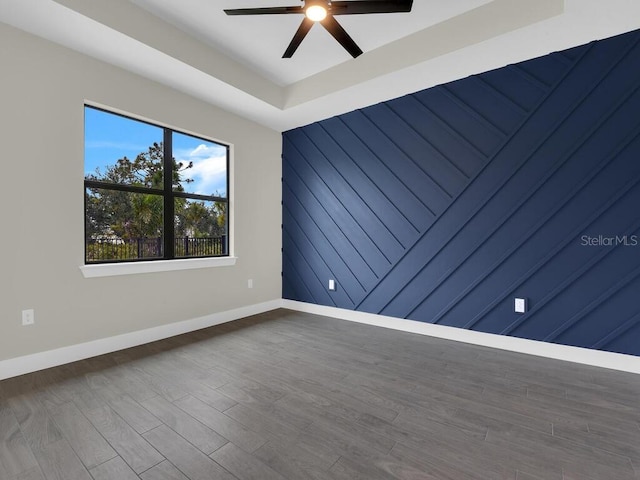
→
(2, 0, 640, 131)
(129, 0, 493, 86)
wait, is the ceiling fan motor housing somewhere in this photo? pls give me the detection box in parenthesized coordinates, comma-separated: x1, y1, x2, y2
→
(224, 0, 413, 58)
(304, 0, 330, 8)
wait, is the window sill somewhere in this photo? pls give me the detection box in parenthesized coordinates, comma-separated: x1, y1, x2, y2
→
(80, 256, 237, 278)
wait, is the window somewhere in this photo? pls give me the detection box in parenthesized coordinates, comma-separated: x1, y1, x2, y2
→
(84, 106, 229, 264)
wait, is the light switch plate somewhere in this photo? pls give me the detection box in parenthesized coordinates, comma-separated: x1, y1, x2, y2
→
(515, 298, 527, 314)
(328, 279, 336, 291)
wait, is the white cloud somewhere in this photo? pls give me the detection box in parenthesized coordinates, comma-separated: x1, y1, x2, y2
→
(177, 143, 227, 196)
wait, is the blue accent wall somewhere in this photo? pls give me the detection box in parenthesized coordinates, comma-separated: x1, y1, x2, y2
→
(282, 28, 640, 357)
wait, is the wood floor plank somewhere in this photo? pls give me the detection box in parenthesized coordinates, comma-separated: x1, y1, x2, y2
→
(2, 373, 67, 413)
(0, 309, 638, 480)
(229, 361, 400, 425)
(361, 412, 515, 479)
(109, 351, 187, 403)
(329, 454, 452, 480)
(564, 384, 640, 414)
(89, 457, 138, 480)
(210, 442, 286, 480)
(212, 384, 314, 433)
(516, 470, 546, 480)
(365, 410, 487, 448)
(223, 403, 301, 445)
(389, 439, 517, 480)
(139, 460, 189, 480)
(49, 402, 117, 470)
(528, 385, 639, 427)
(302, 379, 399, 424)
(82, 406, 164, 474)
(30, 438, 92, 480)
(479, 384, 633, 433)
(43, 370, 107, 414)
(216, 379, 286, 406)
(560, 468, 622, 480)
(0, 403, 40, 477)
(174, 395, 266, 453)
(143, 425, 236, 480)
(140, 395, 228, 455)
(126, 363, 190, 403)
(252, 438, 337, 480)
(97, 363, 159, 403)
(10, 400, 63, 452)
(447, 403, 551, 438)
(187, 383, 237, 412)
(485, 419, 636, 480)
(297, 411, 396, 461)
(195, 368, 234, 390)
(632, 459, 640, 477)
(7, 466, 46, 480)
(553, 419, 640, 464)
(105, 394, 163, 434)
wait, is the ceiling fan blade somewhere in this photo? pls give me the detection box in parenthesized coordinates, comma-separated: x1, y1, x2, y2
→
(283, 18, 314, 58)
(330, 0, 413, 15)
(224, 6, 302, 15)
(320, 15, 363, 58)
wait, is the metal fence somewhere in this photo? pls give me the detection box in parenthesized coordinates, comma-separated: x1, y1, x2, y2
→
(86, 236, 226, 262)
(175, 236, 226, 257)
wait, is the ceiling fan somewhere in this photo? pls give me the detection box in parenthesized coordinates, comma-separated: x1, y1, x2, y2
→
(224, 0, 414, 58)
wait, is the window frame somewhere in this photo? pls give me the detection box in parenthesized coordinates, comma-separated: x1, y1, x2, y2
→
(83, 104, 231, 266)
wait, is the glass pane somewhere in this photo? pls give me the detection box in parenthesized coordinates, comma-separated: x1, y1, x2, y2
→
(85, 187, 164, 262)
(174, 198, 227, 258)
(84, 107, 164, 188)
(172, 131, 227, 198)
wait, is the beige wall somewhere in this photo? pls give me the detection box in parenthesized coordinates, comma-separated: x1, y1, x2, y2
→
(0, 24, 282, 362)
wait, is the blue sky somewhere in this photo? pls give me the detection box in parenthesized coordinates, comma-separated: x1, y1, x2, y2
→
(85, 107, 227, 197)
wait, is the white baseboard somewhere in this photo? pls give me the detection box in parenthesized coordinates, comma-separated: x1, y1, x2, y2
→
(281, 299, 640, 375)
(3, 298, 638, 380)
(0, 299, 282, 381)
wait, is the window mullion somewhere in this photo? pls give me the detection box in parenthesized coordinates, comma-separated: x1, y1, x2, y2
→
(163, 129, 175, 259)
(84, 180, 164, 196)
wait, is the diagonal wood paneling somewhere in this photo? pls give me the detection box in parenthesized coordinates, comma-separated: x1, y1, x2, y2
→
(282, 29, 640, 357)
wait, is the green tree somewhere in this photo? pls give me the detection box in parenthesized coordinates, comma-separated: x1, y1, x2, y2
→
(85, 142, 202, 240)
(86, 142, 181, 189)
(174, 200, 226, 238)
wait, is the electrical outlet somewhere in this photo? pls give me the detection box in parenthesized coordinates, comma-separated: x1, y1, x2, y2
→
(248, 279, 253, 289)
(515, 298, 527, 314)
(328, 279, 336, 291)
(22, 309, 35, 326)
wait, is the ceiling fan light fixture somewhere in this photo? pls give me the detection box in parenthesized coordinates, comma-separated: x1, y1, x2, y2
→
(224, 0, 414, 58)
(305, 4, 327, 22)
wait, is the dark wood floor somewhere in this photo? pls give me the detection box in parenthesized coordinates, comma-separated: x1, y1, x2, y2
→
(1, 309, 639, 480)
